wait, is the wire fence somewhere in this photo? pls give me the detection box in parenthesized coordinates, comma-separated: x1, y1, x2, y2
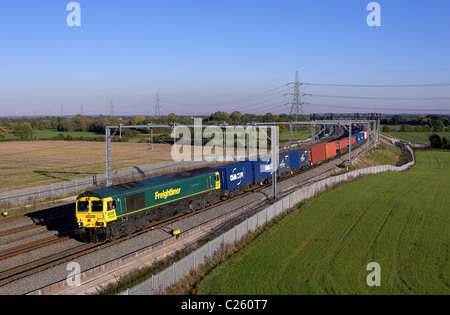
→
(119, 145, 415, 295)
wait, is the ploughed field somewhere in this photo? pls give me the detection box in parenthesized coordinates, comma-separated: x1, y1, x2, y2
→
(197, 151, 450, 294)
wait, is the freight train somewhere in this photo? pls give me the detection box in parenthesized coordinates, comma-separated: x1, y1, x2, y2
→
(75, 131, 368, 242)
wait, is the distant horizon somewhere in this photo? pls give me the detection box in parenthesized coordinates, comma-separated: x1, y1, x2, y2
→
(1, 112, 449, 120)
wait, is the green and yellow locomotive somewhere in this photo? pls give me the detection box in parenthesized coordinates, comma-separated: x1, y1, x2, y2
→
(75, 167, 220, 242)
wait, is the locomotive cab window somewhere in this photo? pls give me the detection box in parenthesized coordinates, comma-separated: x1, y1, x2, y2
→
(107, 200, 116, 210)
(91, 200, 103, 212)
(77, 201, 89, 212)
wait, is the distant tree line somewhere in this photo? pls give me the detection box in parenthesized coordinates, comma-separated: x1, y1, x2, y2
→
(0, 112, 311, 142)
(381, 114, 449, 133)
(1, 113, 449, 142)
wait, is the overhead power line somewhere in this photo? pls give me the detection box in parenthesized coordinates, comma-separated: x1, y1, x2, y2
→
(160, 84, 290, 108)
(303, 83, 450, 87)
(305, 102, 450, 112)
(307, 94, 450, 100)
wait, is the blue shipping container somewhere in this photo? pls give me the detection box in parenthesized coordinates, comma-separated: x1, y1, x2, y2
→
(252, 151, 300, 181)
(214, 161, 254, 192)
(278, 152, 291, 174)
(297, 149, 309, 168)
(251, 156, 272, 182)
(360, 133, 365, 144)
(288, 150, 300, 171)
(355, 133, 364, 145)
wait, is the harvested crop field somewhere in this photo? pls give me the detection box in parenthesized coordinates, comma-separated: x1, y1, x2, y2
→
(0, 141, 174, 192)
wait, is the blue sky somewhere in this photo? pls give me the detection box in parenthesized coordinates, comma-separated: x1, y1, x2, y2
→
(0, 0, 449, 116)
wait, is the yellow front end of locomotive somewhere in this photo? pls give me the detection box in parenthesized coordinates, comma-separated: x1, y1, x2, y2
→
(76, 197, 117, 229)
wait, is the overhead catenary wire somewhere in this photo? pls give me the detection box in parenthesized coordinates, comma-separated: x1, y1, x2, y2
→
(303, 82, 450, 87)
(77, 74, 450, 116)
(304, 102, 450, 112)
(160, 84, 291, 108)
(305, 94, 450, 100)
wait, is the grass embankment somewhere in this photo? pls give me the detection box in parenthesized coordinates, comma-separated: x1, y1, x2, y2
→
(358, 142, 410, 167)
(196, 151, 450, 295)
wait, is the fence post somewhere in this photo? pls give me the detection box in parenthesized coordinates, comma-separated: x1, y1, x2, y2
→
(265, 207, 268, 223)
(152, 275, 155, 295)
(173, 262, 177, 283)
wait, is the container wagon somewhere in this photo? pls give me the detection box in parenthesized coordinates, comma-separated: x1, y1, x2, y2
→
(214, 161, 254, 198)
(324, 142, 337, 159)
(297, 149, 309, 168)
(354, 133, 365, 145)
(308, 143, 327, 165)
(335, 139, 348, 151)
(251, 156, 272, 184)
(278, 151, 291, 175)
(287, 150, 301, 171)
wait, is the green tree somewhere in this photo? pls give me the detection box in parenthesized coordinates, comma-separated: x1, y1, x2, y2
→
(167, 113, 178, 124)
(73, 114, 89, 132)
(399, 124, 413, 132)
(391, 115, 406, 125)
(211, 111, 230, 123)
(0, 123, 8, 141)
(429, 134, 442, 149)
(58, 118, 75, 132)
(382, 125, 391, 132)
(442, 137, 449, 150)
(230, 111, 242, 124)
(134, 115, 146, 125)
(430, 120, 445, 132)
(13, 122, 33, 141)
(263, 113, 275, 122)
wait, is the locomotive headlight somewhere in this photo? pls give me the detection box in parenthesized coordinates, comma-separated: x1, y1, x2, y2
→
(78, 222, 83, 227)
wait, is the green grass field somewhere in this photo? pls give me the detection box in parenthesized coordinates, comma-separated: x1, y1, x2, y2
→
(386, 132, 450, 145)
(6, 129, 103, 140)
(197, 151, 450, 295)
(279, 130, 311, 141)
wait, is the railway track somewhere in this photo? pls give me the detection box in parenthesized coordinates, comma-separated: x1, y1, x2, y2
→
(0, 214, 73, 238)
(0, 234, 73, 261)
(0, 193, 251, 286)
